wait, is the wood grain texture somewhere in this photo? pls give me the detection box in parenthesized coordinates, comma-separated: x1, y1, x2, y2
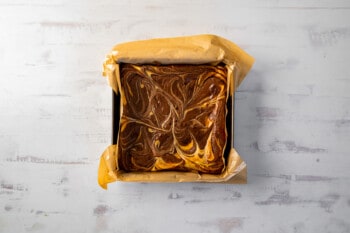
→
(1, 0, 350, 232)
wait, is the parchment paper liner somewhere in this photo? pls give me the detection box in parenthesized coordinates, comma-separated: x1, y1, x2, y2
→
(99, 34, 254, 189)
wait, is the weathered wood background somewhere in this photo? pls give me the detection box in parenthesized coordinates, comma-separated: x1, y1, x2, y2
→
(1, 0, 350, 232)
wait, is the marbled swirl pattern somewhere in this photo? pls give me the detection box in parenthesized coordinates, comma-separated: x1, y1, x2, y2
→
(118, 64, 228, 173)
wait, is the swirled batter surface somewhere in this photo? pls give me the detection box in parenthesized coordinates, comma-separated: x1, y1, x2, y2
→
(118, 64, 227, 174)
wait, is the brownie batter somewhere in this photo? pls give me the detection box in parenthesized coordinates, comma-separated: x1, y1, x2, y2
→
(118, 64, 228, 174)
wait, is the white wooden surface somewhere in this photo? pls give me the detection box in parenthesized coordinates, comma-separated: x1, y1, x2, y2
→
(1, 0, 350, 232)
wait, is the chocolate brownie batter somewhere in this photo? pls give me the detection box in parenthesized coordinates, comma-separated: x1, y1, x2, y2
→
(118, 64, 227, 174)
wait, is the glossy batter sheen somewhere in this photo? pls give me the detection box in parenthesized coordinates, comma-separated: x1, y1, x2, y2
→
(118, 64, 227, 174)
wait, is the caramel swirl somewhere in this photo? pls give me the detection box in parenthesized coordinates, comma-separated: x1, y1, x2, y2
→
(118, 64, 227, 174)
